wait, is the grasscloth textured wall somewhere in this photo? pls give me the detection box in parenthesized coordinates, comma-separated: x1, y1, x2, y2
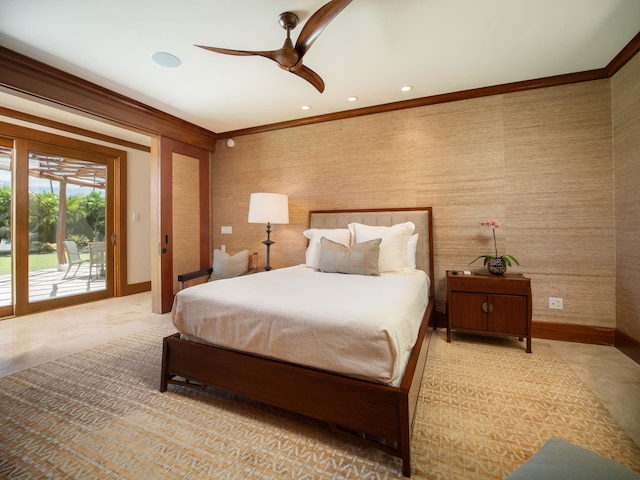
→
(211, 79, 618, 330)
(612, 53, 640, 340)
(171, 153, 202, 294)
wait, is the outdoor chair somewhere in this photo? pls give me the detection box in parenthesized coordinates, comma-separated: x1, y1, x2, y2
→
(63, 240, 87, 279)
(88, 241, 106, 280)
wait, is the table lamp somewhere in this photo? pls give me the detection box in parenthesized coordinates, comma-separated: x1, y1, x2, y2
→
(248, 193, 289, 271)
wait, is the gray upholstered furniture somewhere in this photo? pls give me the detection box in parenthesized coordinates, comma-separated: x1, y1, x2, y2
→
(506, 438, 640, 480)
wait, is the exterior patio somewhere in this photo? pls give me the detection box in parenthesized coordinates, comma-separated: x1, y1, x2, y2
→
(0, 263, 105, 307)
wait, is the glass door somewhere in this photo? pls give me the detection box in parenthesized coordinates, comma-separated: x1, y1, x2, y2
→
(7, 140, 116, 315)
(0, 140, 13, 317)
(27, 150, 108, 303)
(0, 126, 123, 318)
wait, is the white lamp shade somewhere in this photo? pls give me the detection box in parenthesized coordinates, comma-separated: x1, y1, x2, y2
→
(248, 193, 289, 224)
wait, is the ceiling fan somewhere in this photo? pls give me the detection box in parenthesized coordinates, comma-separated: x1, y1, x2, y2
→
(196, 0, 353, 93)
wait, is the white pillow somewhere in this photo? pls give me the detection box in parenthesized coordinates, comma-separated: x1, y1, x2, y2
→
(406, 233, 419, 269)
(210, 249, 249, 281)
(348, 222, 415, 272)
(303, 228, 351, 269)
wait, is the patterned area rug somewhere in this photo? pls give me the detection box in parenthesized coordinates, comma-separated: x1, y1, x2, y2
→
(1, 326, 639, 479)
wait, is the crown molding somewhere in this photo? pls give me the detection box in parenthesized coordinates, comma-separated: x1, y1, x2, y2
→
(0, 47, 217, 151)
(219, 69, 607, 138)
(220, 32, 640, 139)
(2, 30, 639, 143)
(605, 31, 640, 76)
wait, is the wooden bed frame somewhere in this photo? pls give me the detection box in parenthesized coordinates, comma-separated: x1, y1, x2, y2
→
(161, 207, 435, 477)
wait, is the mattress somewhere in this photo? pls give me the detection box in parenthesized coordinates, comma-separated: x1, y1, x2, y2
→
(171, 265, 430, 386)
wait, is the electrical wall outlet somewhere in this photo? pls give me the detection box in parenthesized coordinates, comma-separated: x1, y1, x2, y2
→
(549, 297, 563, 310)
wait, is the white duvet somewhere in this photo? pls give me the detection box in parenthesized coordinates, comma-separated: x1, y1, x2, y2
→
(172, 265, 430, 386)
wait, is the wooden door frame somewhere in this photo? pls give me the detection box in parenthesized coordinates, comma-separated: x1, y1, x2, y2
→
(0, 137, 16, 318)
(0, 122, 127, 316)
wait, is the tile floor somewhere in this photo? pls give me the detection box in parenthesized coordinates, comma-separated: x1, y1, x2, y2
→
(0, 292, 170, 378)
(1, 292, 639, 447)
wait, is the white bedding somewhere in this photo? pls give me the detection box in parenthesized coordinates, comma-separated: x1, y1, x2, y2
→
(171, 265, 430, 386)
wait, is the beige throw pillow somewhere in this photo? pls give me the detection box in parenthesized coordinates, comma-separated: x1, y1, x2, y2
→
(348, 221, 415, 272)
(318, 237, 381, 276)
(303, 228, 351, 269)
(210, 249, 249, 281)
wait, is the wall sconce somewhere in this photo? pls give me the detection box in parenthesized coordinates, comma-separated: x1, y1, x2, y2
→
(248, 193, 289, 271)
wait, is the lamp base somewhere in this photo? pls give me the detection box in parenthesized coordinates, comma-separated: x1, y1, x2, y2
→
(263, 223, 274, 271)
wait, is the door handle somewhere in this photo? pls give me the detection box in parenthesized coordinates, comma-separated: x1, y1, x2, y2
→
(482, 301, 494, 314)
(109, 232, 116, 245)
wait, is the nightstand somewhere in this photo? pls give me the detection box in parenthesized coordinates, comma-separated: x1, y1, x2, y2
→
(446, 271, 532, 353)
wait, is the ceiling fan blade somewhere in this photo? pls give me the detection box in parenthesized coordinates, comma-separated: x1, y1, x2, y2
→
(197, 45, 301, 68)
(291, 64, 325, 93)
(295, 0, 353, 57)
(196, 45, 261, 57)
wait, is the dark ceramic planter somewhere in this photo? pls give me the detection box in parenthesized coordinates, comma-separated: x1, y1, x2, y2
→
(487, 257, 507, 275)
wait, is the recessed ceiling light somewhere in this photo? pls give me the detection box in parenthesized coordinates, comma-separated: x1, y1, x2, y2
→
(151, 51, 182, 68)
(347, 96, 358, 102)
(401, 85, 413, 92)
(301, 105, 311, 110)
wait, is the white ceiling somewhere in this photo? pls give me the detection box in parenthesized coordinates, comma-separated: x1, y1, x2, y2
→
(1, 0, 639, 135)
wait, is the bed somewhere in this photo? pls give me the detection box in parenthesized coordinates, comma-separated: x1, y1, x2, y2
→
(161, 207, 435, 477)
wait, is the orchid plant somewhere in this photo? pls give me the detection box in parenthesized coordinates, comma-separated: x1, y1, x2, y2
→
(469, 218, 520, 267)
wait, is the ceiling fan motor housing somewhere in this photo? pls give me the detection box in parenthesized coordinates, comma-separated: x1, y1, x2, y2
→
(278, 12, 299, 31)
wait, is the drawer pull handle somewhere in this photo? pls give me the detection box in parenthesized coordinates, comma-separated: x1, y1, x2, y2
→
(482, 301, 494, 314)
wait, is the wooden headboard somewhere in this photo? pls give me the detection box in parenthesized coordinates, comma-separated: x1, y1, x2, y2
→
(308, 207, 435, 299)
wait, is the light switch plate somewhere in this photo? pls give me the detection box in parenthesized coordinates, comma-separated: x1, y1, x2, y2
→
(221, 226, 232, 234)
